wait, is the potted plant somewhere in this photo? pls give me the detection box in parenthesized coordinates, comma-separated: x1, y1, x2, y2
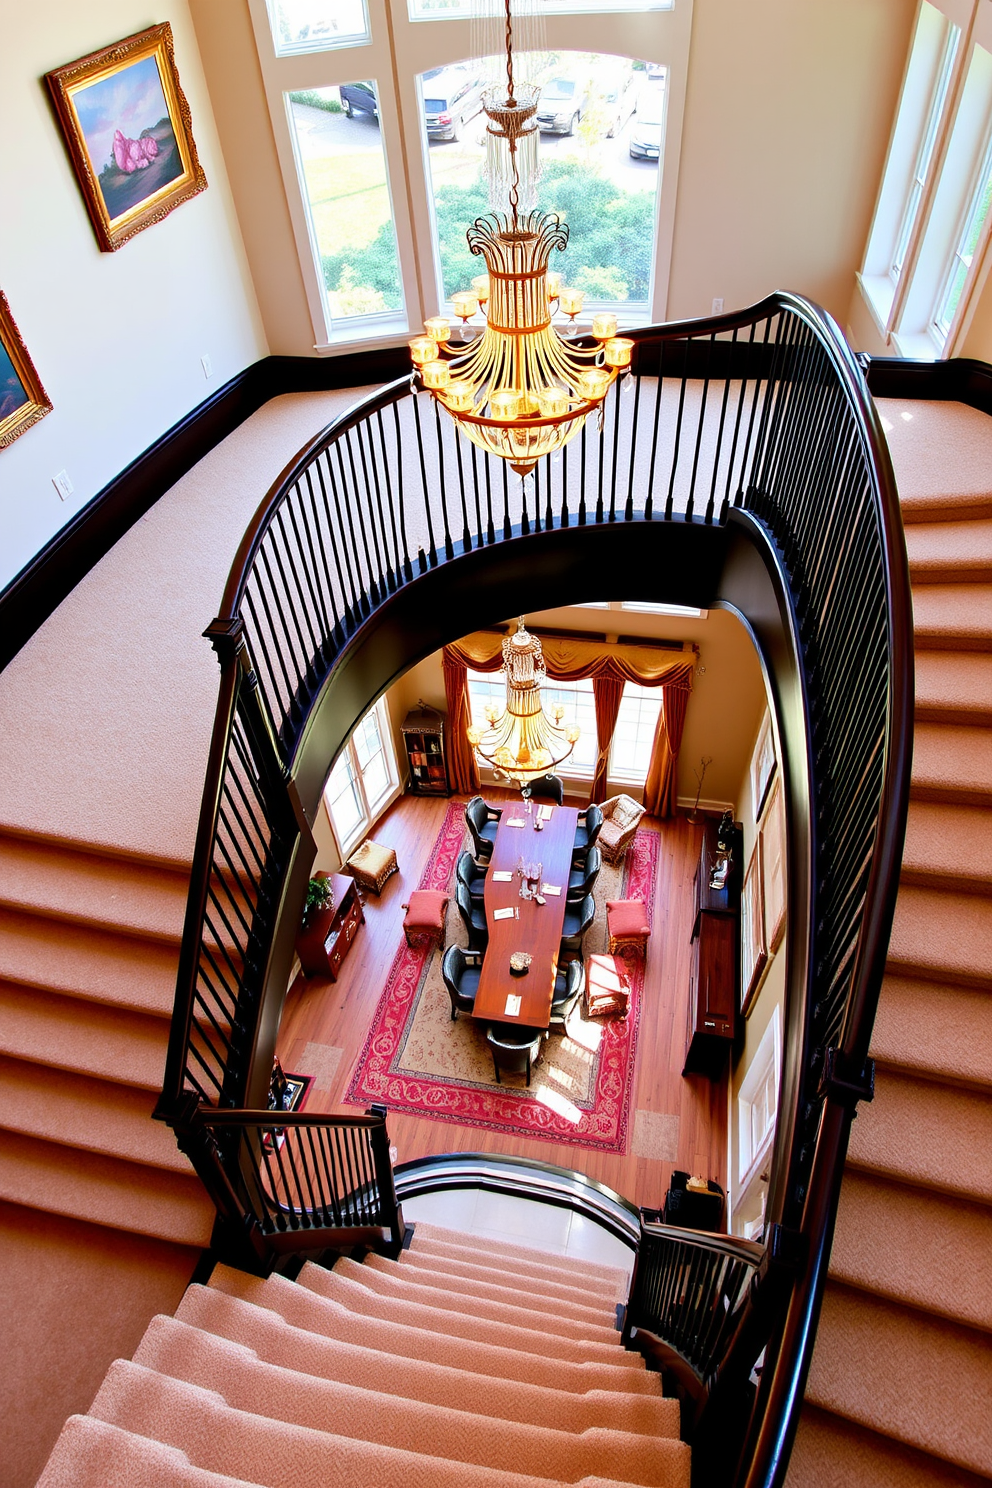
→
(304, 876, 335, 923)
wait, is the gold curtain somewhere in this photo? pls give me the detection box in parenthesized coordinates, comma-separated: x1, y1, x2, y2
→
(441, 650, 481, 794)
(643, 674, 693, 818)
(591, 673, 626, 803)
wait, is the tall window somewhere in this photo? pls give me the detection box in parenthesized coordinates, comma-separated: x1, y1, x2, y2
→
(325, 699, 398, 853)
(738, 1007, 781, 1186)
(608, 681, 662, 783)
(466, 668, 597, 775)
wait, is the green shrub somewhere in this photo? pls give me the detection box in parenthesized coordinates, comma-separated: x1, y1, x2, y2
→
(290, 89, 343, 114)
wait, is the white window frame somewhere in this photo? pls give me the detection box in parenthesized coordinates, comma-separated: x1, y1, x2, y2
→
(737, 1006, 781, 1189)
(324, 697, 399, 856)
(575, 599, 707, 617)
(247, 0, 693, 353)
(607, 680, 662, 785)
(466, 667, 598, 779)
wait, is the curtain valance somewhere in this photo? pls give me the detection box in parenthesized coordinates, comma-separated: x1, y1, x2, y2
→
(443, 630, 696, 690)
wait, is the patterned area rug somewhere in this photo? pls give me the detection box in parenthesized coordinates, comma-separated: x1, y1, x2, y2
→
(346, 802, 659, 1153)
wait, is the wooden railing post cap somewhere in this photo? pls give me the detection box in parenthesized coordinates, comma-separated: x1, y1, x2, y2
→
(203, 615, 246, 660)
(818, 1047, 875, 1112)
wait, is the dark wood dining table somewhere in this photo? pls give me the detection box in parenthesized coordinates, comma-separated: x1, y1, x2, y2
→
(471, 802, 579, 1028)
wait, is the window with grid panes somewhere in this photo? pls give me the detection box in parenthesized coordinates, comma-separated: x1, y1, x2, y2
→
(466, 668, 597, 776)
(608, 681, 662, 783)
(324, 698, 398, 853)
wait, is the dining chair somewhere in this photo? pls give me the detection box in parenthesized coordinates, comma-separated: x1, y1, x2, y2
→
(567, 844, 601, 901)
(440, 945, 483, 1021)
(456, 849, 488, 901)
(550, 956, 585, 1028)
(454, 880, 489, 949)
(560, 892, 596, 952)
(486, 1023, 545, 1085)
(520, 773, 565, 805)
(465, 796, 501, 859)
(572, 801, 603, 855)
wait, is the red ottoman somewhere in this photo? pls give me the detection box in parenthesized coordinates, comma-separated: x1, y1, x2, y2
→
(606, 898, 650, 958)
(402, 890, 449, 949)
(585, 953, 631, 1018)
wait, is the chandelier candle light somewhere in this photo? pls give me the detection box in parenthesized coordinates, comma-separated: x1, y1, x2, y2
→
(467, 618, 580, 784)
(408, 0, 633, 476)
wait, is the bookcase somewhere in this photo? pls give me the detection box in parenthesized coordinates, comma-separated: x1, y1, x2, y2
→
(401, 701, 450, 796)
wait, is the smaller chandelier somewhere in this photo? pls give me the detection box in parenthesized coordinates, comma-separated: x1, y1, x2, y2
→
(466, 618, 580, 784)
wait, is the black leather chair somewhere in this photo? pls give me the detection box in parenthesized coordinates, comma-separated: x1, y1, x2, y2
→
(465, 796, 501, 859)
(567, 844, 601, 901)
(456, 849, 487, 901)
(455, 880, 489, 949)
(441, 945, 483, 1021)
(663, 1171, 725, 1232)
(560, 892, 595, 952)
(486, 1023, 545, 1085)
(550, 956, 585, 1028)
(573, 802, 603, 855)
(521, 773, 565, 805)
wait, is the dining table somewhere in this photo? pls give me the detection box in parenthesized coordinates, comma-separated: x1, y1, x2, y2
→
(471, 800, 580, 1028)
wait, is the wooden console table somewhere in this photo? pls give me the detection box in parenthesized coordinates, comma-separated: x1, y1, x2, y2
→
(296, 871, 364, 981)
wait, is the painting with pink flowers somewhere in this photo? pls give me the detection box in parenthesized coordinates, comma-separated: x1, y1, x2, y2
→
(46, 24, 206, 253)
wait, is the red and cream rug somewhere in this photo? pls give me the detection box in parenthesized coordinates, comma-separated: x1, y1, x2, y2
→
(346, 801, 658, 1153)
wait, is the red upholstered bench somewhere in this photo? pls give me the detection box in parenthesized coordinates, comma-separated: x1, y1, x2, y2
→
(402, 890, 449, 949)
(606, 898, 650, 958)
(585, 953, 631, 1018)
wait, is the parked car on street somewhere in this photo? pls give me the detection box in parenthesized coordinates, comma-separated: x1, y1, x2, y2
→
(599, 69, 637, 138)
(630, 83, 665, 160)
(422, 66, 485, 142)
(536, 76, 589, 136)
(340, 80, 379, 119)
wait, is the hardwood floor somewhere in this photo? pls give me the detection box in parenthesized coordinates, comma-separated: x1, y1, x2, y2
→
(276, 789, 728, 1212)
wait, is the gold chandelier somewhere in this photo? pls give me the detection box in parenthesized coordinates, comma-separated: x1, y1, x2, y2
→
(408, 0, 633, 478)
(466, 618, 580, 784)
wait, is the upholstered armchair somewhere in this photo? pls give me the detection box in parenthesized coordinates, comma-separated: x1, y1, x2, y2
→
(597, 793, 647, 864)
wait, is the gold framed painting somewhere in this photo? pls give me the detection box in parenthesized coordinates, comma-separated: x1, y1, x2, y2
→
(45, 23, 207, 253)
(0, 291, 52, 449)
(740, 840, 768, 1018)
(760, 774, 787, 954)
(750, 710, 776, 822)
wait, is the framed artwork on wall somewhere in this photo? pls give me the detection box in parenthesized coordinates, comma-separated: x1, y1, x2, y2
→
(0, 291, 52, 449)
(45, 23, 207, 253)
(749, 711, 776, 822)
(760, 774, 787, 954)
(740, 840, 768, 1017)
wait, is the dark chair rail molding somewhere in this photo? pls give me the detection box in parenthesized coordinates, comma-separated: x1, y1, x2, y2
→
(0, 347, 409, 676)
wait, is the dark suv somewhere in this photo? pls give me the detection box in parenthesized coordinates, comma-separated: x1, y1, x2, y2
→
(339, 80, 378, 119)
(422, 66, 484, 142)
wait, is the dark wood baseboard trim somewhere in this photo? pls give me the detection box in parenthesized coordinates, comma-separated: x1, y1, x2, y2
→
(864, 354, 992, 416)
(0, 347, 409, 675)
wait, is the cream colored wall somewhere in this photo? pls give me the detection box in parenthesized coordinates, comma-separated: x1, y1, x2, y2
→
(0, 0, 267, 591)
(728, 706, 788, 1235)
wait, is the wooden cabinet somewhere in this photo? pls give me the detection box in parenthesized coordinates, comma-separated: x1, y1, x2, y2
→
(296, 872, 364, 981)
(683, 819, 741, 1079)
(402, 702, 450, 796)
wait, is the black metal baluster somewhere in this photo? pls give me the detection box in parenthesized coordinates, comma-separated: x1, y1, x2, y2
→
(412, 393, 439, 565)
(432, 402, 455, 560)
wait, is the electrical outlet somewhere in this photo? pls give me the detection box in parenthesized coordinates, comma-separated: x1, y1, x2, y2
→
(711, 297, 724, 315)
(52, 470, 74, 501)
(201, 353, 212, 379)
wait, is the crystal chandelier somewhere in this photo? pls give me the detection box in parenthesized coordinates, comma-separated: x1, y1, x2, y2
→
(466, 618, 580, 784)
(408, 0, 633, 478)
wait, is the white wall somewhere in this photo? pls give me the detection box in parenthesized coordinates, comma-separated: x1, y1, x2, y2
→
(0, 0, 267, 592)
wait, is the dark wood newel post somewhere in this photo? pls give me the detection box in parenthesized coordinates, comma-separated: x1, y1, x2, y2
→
(367, 1104, 406, 1257)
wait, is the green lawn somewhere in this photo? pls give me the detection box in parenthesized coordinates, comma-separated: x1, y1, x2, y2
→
(300, 153, 394, 252)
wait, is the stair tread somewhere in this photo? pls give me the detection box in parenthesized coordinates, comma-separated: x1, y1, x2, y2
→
(887, 884, 992, 988)
(396, 1246, 621, 1311)
(410, 1223, 630, 1295)
(805, 1282, 992, 1477)
(205, 1269, 657, 1395)
(297, 1262, 631, 1364)
(36, 1414, 255, 1488)
(879, 396, 992, 511)
(0, 981, 168, 1090)
(901, 801, 992, 890)
(830, 1170, 992, 1331)
(0, 832, 187, 943)
(914, 651, 992, 724)
(369, 1252, 616, 1326)
(846, 1068, 992, 1203)
(90, 1359, 678, 1488)
(788, 1404, 991, 1488)
(178, 1284, 677, 1437)
(135, 1313, 688, 1482)
(911, 723, 992, 804)
(0, 1055, 191, 1172)
(904, 518, 992, 581)
(871, 975, 992, 1090)
(0, 1128, 213, 1247)
(0, 907, 179, 1016)
(912, 583, 992, 650)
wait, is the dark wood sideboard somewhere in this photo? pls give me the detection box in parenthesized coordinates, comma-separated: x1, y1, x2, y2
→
(682, 818, 742, 1079)
(296, 871, 364, 981)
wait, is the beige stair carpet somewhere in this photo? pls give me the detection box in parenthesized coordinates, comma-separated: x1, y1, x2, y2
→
(788, 397, 992, 1487)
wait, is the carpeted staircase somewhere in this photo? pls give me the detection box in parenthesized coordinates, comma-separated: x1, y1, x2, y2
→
(34, 1221, 691, 1487)
(787, 398, 992, 1486)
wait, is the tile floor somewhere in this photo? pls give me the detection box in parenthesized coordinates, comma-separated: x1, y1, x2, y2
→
(401, 1188, 634, 1280)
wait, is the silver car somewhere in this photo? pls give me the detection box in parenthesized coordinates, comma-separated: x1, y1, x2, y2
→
(537, 76, 589, 136)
